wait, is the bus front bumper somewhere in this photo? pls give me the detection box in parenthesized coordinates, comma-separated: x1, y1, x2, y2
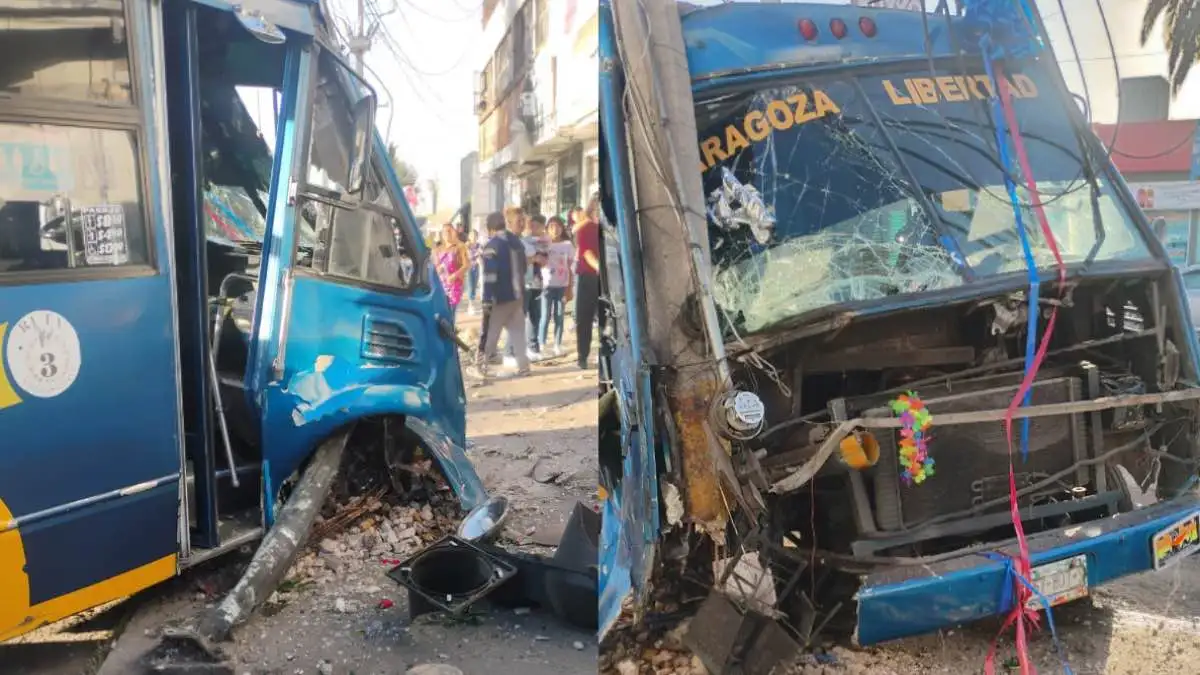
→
(854, 495, 1200, 645)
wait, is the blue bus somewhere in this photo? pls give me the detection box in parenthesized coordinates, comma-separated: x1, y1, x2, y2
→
(0, 0, 482, 640)
(598, 0, 1200, 648)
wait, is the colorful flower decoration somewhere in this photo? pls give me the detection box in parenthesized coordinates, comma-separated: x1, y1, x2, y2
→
(891, 392, 935, 486)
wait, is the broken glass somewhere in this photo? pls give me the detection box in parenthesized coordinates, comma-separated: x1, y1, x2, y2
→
(695, 61, 1151, 335)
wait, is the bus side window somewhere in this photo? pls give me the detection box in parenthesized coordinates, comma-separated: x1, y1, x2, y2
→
(0, 2, 151, 277)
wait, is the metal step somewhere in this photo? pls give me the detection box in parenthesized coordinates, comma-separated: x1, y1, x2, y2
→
(184, 509, 264, 567)
(184, 460, 260, 528)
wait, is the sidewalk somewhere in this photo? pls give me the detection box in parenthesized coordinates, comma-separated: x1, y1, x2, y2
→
(455, 304, 599, 549)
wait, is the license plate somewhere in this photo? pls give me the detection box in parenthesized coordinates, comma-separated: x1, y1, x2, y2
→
(1152, 512, 1200, 570)
(1024, 554, 1088, 611)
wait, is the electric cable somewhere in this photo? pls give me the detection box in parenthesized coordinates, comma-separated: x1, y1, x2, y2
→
(399, 0, 479, 25)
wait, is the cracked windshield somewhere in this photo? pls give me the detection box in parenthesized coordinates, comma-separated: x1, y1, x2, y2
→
(698, 63, 1150, 334)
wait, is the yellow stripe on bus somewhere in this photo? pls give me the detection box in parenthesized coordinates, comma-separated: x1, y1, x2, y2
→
(0, 323, 24, 411)
(0, 495, 177, 642)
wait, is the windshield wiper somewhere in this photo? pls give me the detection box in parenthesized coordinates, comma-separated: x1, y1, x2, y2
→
(851, 79, 975, 281)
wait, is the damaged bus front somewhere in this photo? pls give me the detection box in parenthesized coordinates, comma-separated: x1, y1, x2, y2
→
(600, 0, 1200, 649)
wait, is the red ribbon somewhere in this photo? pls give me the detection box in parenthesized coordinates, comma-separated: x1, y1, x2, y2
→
(982, 64, 1071, 675)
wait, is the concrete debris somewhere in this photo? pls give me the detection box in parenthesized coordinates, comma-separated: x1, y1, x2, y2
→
(406, 665, 465, 675)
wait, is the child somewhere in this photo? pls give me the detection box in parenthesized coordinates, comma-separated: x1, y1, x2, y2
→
(539, 216, 574, 356)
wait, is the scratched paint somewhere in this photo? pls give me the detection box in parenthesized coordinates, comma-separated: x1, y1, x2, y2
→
(671, 377, 729, 529)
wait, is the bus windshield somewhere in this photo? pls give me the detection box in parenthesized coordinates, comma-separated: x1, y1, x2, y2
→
(201, 83, 319, 251)
(696, 61, 1151, 334)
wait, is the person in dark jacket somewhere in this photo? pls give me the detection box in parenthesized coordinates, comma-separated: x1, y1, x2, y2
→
(475, 211, 529, 378)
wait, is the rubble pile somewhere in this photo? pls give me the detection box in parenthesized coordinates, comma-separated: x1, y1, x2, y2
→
(276, 432, 463, 592)
(600, 569, 709, 675)
(600, 626, 707, 675)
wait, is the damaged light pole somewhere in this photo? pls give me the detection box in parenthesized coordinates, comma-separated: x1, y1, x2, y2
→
(610, 0, 754, 539)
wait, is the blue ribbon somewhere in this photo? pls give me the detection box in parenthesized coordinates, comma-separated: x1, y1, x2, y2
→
(961, 0, 1042, 60)
(979, 552, 1075, 675)
(980, 47, 1037, 461)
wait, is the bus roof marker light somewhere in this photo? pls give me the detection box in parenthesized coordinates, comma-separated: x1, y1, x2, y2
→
(859, 17, 878, 38)
(798, 18, 818, 41)
(830, 18, 848, 39)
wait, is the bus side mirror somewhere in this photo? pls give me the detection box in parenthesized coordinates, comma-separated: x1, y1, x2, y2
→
(347, 93, 376, 196)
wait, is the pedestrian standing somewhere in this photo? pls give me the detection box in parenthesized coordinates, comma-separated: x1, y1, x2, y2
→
(572, 195, 603, 370)
(476, 211, 530, 379)
(433, 223, 468, 318)
(464, 228, 481, 314)
(522, 214, 550, 360)
(539, 215, 574, 356)
(567, 206, 586, 234)
(501, 206, 526, 365)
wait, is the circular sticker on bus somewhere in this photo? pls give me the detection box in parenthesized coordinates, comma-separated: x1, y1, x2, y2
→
(5, 310, 81, 398)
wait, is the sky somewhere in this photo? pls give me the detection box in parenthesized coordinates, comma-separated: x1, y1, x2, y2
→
(328, 0, 484, 210)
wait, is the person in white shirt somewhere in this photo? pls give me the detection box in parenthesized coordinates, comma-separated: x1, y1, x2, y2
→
(538, 216, 575, 356)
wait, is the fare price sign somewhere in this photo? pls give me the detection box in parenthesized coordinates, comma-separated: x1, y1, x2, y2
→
(79, 204, 129, 266)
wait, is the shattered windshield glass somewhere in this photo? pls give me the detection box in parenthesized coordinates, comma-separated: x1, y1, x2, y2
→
(696, 63, 1151, 334)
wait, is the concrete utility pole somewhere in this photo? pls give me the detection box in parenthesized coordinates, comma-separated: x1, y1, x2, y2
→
(611, 0, 749, 536)
(348, 0, 371, 75)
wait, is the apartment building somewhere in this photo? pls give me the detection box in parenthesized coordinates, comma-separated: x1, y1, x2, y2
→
(473, 0, 599, 224)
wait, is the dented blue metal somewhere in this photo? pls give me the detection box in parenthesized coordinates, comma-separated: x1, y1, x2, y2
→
(250, 40, 483, 505)
(598, 0, 662, 638)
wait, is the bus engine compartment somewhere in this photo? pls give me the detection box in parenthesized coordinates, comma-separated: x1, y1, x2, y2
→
(720, 270, 1200, 641)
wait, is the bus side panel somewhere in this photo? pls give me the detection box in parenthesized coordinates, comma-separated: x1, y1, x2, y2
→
(0, 280, 181, 639)
(0, 486, 177, 641)
(0, 0, 183, 642)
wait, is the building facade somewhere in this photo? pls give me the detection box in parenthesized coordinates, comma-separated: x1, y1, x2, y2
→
(474, 0, 598, 227)
(1095, 118, 1200, 268)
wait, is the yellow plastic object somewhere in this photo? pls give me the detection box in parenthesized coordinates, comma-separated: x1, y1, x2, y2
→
(838, 432, 881, 470)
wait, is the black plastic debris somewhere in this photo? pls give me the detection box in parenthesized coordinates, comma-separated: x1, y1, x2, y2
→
(481, 544, 598, 630)
(683, 592, 802, 675)
(479, 501, 599, 630)
(545, 502, 599, 629)
(390, 502, 599, 627)
(387, 535, 518, 618)
(553, 501, 600, 572)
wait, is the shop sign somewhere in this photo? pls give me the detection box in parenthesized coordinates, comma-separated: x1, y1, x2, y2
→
(1131, 181, 1200, 212)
